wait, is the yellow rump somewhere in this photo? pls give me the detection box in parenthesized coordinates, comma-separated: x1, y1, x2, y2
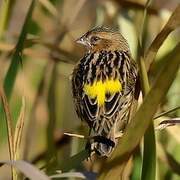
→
(83, 79, 122, 106)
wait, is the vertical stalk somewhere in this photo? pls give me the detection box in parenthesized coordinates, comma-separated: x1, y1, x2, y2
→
(138, 56, 156, 180)
(0, 88, 17, 179)
(137, 0, 156, 179)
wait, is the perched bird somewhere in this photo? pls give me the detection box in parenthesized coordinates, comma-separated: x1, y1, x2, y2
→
(71, 27, 137, 157)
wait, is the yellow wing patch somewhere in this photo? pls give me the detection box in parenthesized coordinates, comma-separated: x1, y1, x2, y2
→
(83, 79, 122, 106)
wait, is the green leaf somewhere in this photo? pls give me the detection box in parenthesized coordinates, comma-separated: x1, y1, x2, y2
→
(3, 0, 35, 100)
(141, 123, 156, 180)
(165, 151, 180, 175)
(131, 148, 142, 180)
(60, 150, 89, 172)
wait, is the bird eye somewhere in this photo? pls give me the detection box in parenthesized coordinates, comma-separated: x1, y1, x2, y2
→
(90, 36, 100, 43)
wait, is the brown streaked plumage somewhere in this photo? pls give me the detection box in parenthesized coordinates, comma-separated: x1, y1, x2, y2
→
(72, 27, 137, 157)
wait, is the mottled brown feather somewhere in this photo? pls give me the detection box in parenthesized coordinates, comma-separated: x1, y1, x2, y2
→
(72, 27, 137, 156)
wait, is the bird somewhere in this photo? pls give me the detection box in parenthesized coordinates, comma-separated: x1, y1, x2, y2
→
(71, 26, 137, 157)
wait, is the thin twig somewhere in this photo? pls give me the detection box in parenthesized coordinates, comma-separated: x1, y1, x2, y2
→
(0, 41, 77, 64)
(155, 118, 180, 130)
(154, 106, 180, 119)
(64, 132, 85, 139)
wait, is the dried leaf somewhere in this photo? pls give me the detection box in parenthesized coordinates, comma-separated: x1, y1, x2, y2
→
(156, 118, 180, 130)
(0, 88, 14, 160)
(50, 172, 86, 179)
(50, 171, 96, 179)
(14, 97, 26, 159)
(0, 160, 50, 180)
(145, 4, 180, 71)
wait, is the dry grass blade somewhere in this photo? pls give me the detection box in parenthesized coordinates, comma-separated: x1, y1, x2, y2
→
(0, 41, 49, 60)
(14, 97, 26, 159)
(38, 0, 58, 17)
(0, 41, 76, 63)
(0, 0, 15, 39)
(0, 88, 14, 159)
(0, 160, 50, 180)
(71, 0, 86, 23)
(50, 171, 96, 179)
(23, 62, 50, 160)
(145, 4, 180, 70)
(156, 118, 180, 130)
(113, 0, 158, 15)
(0, 87, 16, 179)
(3, 0, 35, 100)
(50, 172, 86, 179)
(98, 43, 180, 179)
(66, 0, 87, 29)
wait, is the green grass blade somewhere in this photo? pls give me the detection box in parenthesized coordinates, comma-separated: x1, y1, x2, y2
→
(3, 0, 35, 100)
(137, 0, 156, 179)
(141, 123, 156, 180)
(60, 150, 89, 172)
(131, 147, 142, 180)
(140, 5, 180, 178)
(98, 43, 180, 179)
(46, 62, 57, 173)
(139, 55, 156, 180)
(154, 106, 180, 119)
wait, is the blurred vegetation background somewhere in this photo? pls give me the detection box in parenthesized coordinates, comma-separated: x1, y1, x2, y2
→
(0, 0, 179, 179)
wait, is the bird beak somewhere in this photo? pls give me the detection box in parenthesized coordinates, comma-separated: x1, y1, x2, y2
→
(76, 37, 84, 44)
(76, 35, 90, 47)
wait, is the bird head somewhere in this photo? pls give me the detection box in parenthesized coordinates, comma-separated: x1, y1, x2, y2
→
(76, 26, 130, 52)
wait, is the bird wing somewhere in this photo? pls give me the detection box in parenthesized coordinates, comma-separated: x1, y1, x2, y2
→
(72, 52, 137, 134)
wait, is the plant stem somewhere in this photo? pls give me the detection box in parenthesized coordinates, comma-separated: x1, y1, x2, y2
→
(138, 56, 156, 180)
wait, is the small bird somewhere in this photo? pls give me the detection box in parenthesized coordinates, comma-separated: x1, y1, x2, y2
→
(71, 27, 137, 157)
